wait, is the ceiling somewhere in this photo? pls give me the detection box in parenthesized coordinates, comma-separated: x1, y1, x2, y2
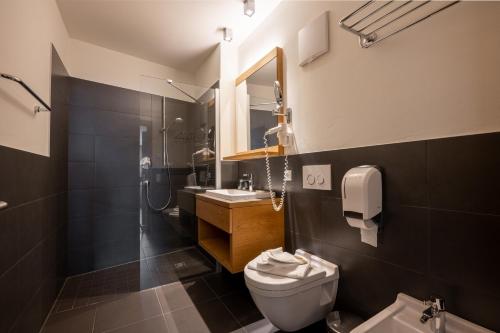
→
(57, 0, 281, 73)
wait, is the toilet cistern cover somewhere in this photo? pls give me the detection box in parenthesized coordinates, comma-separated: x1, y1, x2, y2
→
(244, 250, 339, 292)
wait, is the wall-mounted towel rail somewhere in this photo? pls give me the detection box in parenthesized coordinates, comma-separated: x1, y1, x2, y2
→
(339, 0, 460, 48)
(0, 73, 51, 113)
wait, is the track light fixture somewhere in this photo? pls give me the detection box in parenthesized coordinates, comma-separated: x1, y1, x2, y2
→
(244, 0, 255, 17)
(223, 27, 233, 42)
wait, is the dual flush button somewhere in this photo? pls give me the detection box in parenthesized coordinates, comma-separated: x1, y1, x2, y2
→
(303, 165, 331, 190)
(306, 174, 325, 185)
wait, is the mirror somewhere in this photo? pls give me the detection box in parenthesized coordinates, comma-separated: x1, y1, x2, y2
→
(247, 58, 278, 149)
(225, 47, 284, 160)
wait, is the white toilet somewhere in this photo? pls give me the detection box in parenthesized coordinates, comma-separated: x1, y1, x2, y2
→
(244, 249, 339, 332)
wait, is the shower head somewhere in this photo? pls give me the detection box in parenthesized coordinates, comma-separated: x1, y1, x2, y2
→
(161, 117, 184, 133)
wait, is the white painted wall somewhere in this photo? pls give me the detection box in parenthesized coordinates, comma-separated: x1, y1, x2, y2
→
(68, 39, 197, 98)
(238, 1, 500, 154)
(0, 0, 211, 156)
(219, 42, 238, 158)
(0, 0, 70, 156)
(195, 45, 221, 89)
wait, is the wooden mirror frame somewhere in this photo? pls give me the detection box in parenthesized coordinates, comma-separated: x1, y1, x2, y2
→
(223, 47, 284, 161)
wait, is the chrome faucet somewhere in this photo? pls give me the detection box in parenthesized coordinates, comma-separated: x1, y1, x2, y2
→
(420, 297, 446, 333)
(238, 173, 254, 192)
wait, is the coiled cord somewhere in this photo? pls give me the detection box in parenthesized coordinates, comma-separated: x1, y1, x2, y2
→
(264, 134, 288, 212)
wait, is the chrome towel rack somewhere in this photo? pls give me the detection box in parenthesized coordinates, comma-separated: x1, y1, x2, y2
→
(0, 73, 51, 113)
(339, 0, 460, 48)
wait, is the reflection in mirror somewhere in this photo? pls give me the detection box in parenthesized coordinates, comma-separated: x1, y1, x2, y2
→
(246, 58, 278, 150)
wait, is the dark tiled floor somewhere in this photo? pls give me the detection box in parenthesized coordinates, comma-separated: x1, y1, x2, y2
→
(41, 247, 329, 333)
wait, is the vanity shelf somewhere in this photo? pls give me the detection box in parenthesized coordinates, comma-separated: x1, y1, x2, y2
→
(196, 193, 284, 273)
(223, 145, 283, 161)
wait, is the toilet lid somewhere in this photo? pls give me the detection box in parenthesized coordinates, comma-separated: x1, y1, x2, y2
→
(244, 265, 328, 292)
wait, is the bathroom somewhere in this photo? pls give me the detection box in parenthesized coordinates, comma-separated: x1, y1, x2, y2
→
(0, 0, 499, 332)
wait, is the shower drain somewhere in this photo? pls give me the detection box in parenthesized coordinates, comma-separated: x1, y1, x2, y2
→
(174, 262, 187, 269)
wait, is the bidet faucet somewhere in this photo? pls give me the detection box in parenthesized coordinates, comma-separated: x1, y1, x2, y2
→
(420, 297, 446, 333)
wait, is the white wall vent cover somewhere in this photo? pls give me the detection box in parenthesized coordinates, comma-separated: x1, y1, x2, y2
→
(298, 11, 330, 67)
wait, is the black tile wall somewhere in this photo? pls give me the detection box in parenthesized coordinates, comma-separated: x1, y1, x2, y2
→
(0, 47, 69, 333)
(238, 132, 500, 331)
(67, 78, 145, 275)
(66, 78, 201, 274)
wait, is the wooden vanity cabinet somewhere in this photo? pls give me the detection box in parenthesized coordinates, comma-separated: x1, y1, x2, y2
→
(196, 194, 284, 273)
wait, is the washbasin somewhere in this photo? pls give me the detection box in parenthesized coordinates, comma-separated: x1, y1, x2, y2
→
(351, 293, 493, 333)
(183, 185, 214, 193)
(205, 189, 270, 201)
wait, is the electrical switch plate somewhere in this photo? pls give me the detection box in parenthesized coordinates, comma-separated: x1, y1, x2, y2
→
(284, 170, 292, 181)
(302, 164, 332, 190)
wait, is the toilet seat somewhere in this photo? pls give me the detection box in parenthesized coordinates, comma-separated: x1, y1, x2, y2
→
(244, 250, 340, 332)
(244, 250, 339, 297)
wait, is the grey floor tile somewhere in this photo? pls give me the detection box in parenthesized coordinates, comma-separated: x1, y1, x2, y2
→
(195, 298, 242, 333)
(203, 272, 247, 297)
(41, 306, 96, 333)
(182, 278, 217, 305)
(93, 289, 162, 332)
(156, 282, 195, 313)
(105, 315, 168, 333)
(221, 291, 263, 326)
(242, 319, 279, 333)
(164, 306, 210, 333)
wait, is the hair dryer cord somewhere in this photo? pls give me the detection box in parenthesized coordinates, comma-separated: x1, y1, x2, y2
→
(264, 134, 288, 212)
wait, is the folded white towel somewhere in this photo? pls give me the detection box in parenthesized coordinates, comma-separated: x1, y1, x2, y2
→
(266, 248, 308, 264)
(248, 248, 312, 279)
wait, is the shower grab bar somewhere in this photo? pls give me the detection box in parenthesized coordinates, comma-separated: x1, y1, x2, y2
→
(0, 73, 51, 113)
(339, 0, 460, 48)
(0, 201, 8, 211)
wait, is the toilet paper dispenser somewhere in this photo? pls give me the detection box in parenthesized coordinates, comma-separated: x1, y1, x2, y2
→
(341, 166, 382, 247)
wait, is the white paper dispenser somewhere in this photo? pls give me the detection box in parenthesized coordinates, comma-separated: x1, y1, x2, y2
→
(341, 166, 382, 247)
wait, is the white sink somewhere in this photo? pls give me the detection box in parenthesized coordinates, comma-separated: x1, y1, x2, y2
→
(205, 189, 270, 201)
(351, 294, 493, 333)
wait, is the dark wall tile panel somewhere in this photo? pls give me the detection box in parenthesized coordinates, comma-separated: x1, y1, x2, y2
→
(428, 132, 500, 215)
(320, 196, 428, 273)
(0, 146, 22, 207)
(94, 109, 141, 138)
(0, 265, 22, 332)
(68, 78, 98, 108)
(0, 47, 69, 333)
(93, 187, 140, 216)
(67, 78, 149, 274)
(238, 132, 500, 331)
(0, 209, 19, 276)
(69, 190, 94, 219)
(68, 162, 95, 189)
(68, 105, 95, 135)
(95, 164, 139, 188)
(427, 277, 500, 332)
(287, 191, 324, 239)
(68, 134, 94, 162)
(429, 209, 500, 296)
(321, 243, 429, 318)
(94, 135, 139, 167)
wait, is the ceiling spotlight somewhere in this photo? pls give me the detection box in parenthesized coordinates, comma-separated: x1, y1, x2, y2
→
(244, 0, 255, 17)
(223, 27, 233, 42)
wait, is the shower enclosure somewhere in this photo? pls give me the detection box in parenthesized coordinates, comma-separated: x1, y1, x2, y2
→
(67, 78, 217, 279)
(139, 82, 217, 259)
